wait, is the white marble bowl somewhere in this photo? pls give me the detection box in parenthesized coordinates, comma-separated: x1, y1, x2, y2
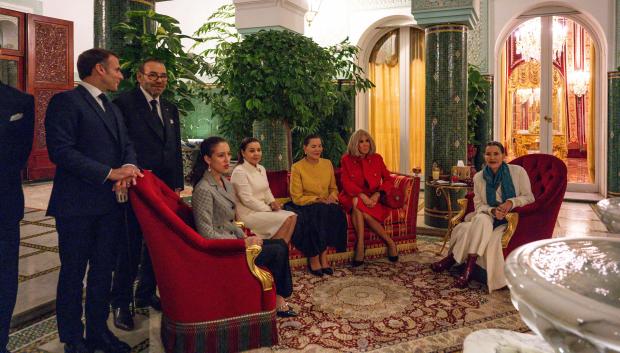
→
(595, 198, 620, 233)
(505, 237, 620, 353)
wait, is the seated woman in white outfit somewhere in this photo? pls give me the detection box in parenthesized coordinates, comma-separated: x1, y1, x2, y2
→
(431, 141, 534, 291)
(231, 138, 297, 243)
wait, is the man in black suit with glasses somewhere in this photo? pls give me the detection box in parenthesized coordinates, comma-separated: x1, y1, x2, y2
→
(111, 58, 183, 330)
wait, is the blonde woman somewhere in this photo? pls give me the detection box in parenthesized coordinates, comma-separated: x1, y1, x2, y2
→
(339, 129, 399, 266)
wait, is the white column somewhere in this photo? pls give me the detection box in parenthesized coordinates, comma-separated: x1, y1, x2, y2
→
(233, 0, 308, 34)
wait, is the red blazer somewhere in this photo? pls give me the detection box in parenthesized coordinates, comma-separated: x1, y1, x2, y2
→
(338, 153, 394, 220)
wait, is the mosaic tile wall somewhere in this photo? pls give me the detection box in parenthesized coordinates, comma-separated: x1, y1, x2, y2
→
(608, 72, 620, 197)
(474, 74, 494, 170)
(467, 0, 488, 73)
(424, 24, 468, 228)
(94, 0, 155, 53)
(253, 120, 291, 171)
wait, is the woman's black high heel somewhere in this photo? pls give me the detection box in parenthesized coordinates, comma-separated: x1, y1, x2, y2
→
(387, 242, 399, 262)
(307, 259, 323, 277)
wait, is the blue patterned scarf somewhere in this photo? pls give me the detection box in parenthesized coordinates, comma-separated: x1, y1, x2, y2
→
(483, 162, 516, 227)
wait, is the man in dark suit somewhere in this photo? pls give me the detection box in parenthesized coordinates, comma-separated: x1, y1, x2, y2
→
(0, 81, 34, 353)
(111, 58, 183, 330)
(45, 48, 142, 353)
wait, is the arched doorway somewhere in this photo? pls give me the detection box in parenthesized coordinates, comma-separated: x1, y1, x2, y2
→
(360, 25, 426, 174)
(498, 14, 601, 191)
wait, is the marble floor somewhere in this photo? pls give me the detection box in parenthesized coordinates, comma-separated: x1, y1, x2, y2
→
(9, 181, 618, 352)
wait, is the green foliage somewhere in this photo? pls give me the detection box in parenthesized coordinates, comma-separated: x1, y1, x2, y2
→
(114, 10, 207, 116)
(467, 64, 491, 146)
(203, 22, 373, 165)
(292, 83, 355, 166)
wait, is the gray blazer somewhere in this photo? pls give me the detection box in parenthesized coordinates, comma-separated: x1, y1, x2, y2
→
(192, 172, 245, 239)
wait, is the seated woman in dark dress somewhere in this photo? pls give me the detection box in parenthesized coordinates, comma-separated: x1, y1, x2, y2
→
(284, 135, 348, 276)
(189, 136, 296, 317)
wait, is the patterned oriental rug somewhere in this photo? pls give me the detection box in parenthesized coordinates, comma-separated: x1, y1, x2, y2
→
(9, 238, 529, 353)
(269, 238, 529, 352)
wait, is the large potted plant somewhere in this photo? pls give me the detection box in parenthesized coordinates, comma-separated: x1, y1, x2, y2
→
(467, 64, 491, 169)
(206, 29, 373, 170)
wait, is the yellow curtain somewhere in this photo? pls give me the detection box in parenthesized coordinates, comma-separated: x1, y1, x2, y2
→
(499, 48, 511, 155)
(587, 43, 596, 182)
(409, 29, 425, 175)
(369, 30, 400, 171)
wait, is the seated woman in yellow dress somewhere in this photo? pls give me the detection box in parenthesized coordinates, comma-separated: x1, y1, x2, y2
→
(284, 135, 347, 277)
(189, 136, 296, 317)
(339, 129, 399, 266)
(431, 141, 534, 291)
(230, 137, 297, 243)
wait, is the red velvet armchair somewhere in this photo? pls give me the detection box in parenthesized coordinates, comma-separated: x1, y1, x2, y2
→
(267, 169, 420, 267)
(129, 170, 278, 353)
(450, 154, 567, 257)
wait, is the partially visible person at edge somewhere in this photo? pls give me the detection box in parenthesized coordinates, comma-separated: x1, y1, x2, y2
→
(339, 129, 399, 267)
(0, 80, 34, 353)
(284, 134, 348, 277)
(189, 136, 297, 318)
(431, 141, 534, 291)
(230, 137, 297, 243)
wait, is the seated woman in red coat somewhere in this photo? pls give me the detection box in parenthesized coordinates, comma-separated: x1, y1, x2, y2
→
(339, 129, 399, 266)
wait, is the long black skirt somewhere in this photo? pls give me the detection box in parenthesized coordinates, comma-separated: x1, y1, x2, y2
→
(255, 239, 293, 298)
(284, 202, 347, 258)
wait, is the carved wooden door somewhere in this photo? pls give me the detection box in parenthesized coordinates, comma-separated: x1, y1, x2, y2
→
(25, 14, 73, 180)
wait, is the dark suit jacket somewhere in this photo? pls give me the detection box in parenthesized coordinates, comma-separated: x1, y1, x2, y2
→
(45, 84, 137, 217)
(0, 82, 34, 224)
(113, 87, 183, 190)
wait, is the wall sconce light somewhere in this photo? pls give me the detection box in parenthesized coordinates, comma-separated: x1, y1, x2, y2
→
(569, 70, 590, 97)
(305, 0, 322, 26)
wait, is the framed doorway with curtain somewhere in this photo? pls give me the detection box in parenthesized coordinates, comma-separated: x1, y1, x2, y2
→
(368, 27, 425, 175)
(499, 16, 597, 191)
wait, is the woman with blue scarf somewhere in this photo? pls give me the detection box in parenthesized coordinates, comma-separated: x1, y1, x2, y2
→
(431, 142, 534, 291)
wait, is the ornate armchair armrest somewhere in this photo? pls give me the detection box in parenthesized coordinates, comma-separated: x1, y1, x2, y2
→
(501, 212, 519, 249)
(245, 245, 274, 291)
(438, 198, 469, 254)
(449, 198, 469, 229)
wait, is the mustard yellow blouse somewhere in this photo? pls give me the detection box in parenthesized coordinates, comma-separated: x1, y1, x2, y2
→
(290, 158, 339, 206)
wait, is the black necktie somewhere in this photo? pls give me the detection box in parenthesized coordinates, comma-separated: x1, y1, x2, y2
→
(98, 93, 110, 111)
(97, 93, 118, 134)
(150, 99, 163, 127)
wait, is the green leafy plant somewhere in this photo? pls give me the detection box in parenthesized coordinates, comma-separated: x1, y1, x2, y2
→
(467, 64, 491, 146)
(205, 27, 373, 166)
(114, 10, 207, 116)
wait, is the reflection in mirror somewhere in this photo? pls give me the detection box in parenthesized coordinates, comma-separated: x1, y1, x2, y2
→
(0, 59, 18, 88)
(0, 14, 19, 50)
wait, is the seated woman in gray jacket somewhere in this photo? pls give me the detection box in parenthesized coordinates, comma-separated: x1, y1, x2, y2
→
(188, 136, 296, 317)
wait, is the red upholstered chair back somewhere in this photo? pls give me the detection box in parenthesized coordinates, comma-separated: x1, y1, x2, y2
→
(266, 170, 290, 198)
(505, 154, 567, 255)
(129, 170, 275, 325)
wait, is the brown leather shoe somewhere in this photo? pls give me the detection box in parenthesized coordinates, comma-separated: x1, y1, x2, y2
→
(431, 253, 456, 272)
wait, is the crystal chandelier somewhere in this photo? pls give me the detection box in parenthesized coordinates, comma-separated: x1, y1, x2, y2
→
(515, 17, 567, 62)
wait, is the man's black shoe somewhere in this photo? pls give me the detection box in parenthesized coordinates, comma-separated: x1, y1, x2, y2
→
(63, 339, 89, 353)
(135, 294, 161, 311)
(112, 306, 134, 331)
(86, 331, 131, 353)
